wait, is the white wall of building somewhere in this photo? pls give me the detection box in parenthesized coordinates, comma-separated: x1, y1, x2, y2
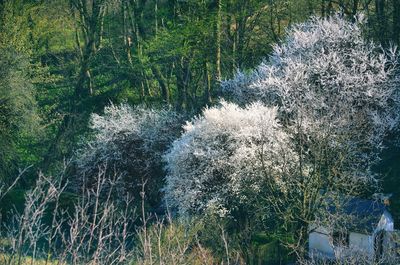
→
(309, 211, 395, 260)
(309, 227, 334, 258)
(349, 232, 373, 255)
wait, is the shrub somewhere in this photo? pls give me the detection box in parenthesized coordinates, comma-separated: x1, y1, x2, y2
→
(76, 103, 183, 207)
(163, 100, 296, 217)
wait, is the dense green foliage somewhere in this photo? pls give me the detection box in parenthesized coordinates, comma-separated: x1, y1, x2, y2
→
(1, 0, 399, 177)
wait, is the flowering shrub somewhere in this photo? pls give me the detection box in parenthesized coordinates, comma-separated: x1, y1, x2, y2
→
(163, 101, 296, 216)
(76, 103, 183, 205)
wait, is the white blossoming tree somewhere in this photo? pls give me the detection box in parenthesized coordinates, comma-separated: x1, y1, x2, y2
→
(223, 16, 400, 174)
(165, 15, 400, 256)
(76, 103, 183, 206)
(225, 15, 400, 255)
(164, 100, 296, 217)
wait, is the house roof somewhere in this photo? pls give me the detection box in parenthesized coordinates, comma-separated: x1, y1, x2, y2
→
(321, 197, 389, 234)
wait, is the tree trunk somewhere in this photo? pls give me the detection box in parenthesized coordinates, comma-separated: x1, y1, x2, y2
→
(226, 0, 235, 75)
(351, 0, 359, 17)
(155, 0, 158, 36)
(375, 0, 386, 45)
(71, 0, 105, 100)
(216, 0, 222, 81)
(236, 1, 247, 69)
(152, 66, 170, 104)
(307, 0, 314, 15)
(204, 61, 212, 104)
(175, 57, 190, 111)
(326, 0, 333, 16)
(393, 0, 400, 44)
(43, 0, 105, 167)
(175, 59, 185, 111)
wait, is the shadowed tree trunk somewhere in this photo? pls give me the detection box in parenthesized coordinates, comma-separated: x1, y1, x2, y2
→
(72, 0, 106, 101)
(375, 0, 387, 45)
(216, 0, 222, 82)
(151, 65, 170, 104)
(204, 61, 212, 104)
(394, 0, 400, 44)
(43, 0, 107, 167)
(175, 57, 190, 111)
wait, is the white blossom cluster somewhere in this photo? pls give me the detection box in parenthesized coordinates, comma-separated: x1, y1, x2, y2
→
(223, 15, 400, 183)
(164, 15, 400, 216)
(163, 101, 297, 216)
(76, 103, 182, 199)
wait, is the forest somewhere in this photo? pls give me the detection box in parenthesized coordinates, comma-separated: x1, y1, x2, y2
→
(1, 0, 400, 264)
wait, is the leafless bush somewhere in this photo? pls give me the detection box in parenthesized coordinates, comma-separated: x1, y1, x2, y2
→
(0, 165, 245, 265)
(56, 167, 136, 265)
(0, 165, 137, 265)
(0, 172, 64, 265)
(132, 214, 244, 265)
